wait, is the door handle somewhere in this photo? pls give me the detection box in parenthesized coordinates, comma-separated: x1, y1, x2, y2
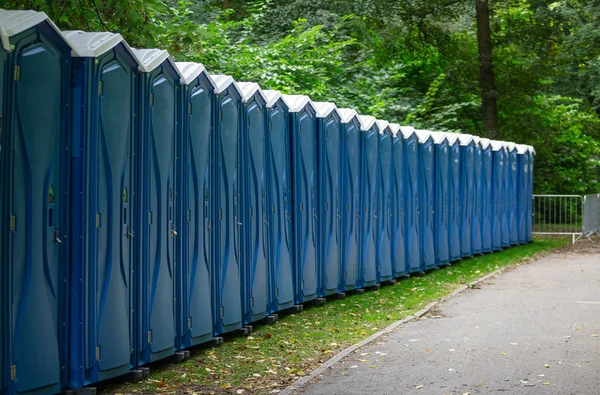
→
(54, 229, 62, 244)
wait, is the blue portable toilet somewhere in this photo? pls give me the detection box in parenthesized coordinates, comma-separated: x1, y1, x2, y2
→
(174, 62, 216, 349)
(480, 138, 493, 253)
(314, 102, 343, 297)
(0, 10, 73, 394)
(490, 140, 505, 251)
(501, 142, 512, 248)
(458, 134, 475, 257)
(472, 136, 483, 255)
(445, 133, 462, 262)
(507, 142, 519, 245)
(209, 74, 244, 334)
(389, 123, 406, 277)
(65, 30, 140, 387)
(431, 132, 450, 267)
(416, 130, 435, 270)
(376, 120, 394, 282)
(527, 146, 535, 243)
(337, 108, 362, 291)
(282, 95, 319, 303)
(400, 126, 422, 273)
(238, 82, 270, 324)
(357, 115, 380, 287)
(133, 48, 182, 364)
(262, 90, 295, 313)
(516, 144, 529, 244)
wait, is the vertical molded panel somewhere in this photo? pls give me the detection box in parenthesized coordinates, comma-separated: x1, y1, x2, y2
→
(460, 144, 474, 257)
(9, 33, 69, 394)
(508, 150, 518, 245)
(377, 132, 393, 281)
(391, 137, 406, 276)
(319, 115, 342, 296)
(361, 128, 378, 286)
(435, 143, 450, 266)
(215, 90, 242, 334)
(501, 150, 510, 247)
(244, 98, 268, 323)
(491, 150, 503, 251)
(404, 135, 420, 273)
(342, 120, 361, 289)
(528, 154, 534, 242)
(472, 145, 483, 254)
(517, 153, 528, 244)
(0, 49, 6, 395)
(292, 109, 318, 303)
(421, 140, 435, 270)
(448, 143, 461, 261)
(482, 147, 493, 252)
(268, 103, 294, 311)
(182, 79, 213, 346)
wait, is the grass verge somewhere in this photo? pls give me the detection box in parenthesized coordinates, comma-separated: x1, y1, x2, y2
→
(101, 237, 569, 394)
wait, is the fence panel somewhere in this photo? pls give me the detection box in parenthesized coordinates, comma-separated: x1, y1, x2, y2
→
(532, 195, 583, 243)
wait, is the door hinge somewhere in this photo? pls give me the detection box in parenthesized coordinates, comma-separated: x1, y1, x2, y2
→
(247, 115, 251, 127)
(98, 81, 103, 95)
(249, 207, 253, 217)
(344, 272, 348, 279)
(188, 317, 192, 329)
(149, 93, 154, 106)
(272, 205, 275, 214)
(10, 364, 16, 381)
(269, 121, 273, 131)
(275, 287, 279, 297)
(250, 297, 254, 308)
(96, 346, 101, 361)
(148, 211, 152, 225)
(187, 210, 191, 223)
(301, 281, 304, 290)
(13, 66, 20, 81)
(324, 275, 328, 284)
(96, 213, 101, 228)
(300, 203, 303, 212)
(188, 103, 192, 115)
(9, 215, 16, 231)
(219, 111, 223, 122)
(148, 330, 153, 343)
(219, 209, 223, 220)
(220, 306, 224, 318)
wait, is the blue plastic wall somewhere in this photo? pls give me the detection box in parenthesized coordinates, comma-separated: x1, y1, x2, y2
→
(242, 94, 269, 324)
(318, 111, 342, 296)
(391, 136, 406, 277)
(360, 126, 379, 287)
(420, 136, 435, 270)
(404, 133, 421, 273)
(527, 153, 534, 242)
(377, 128, 393, 282)
(341, 117, 362, 290)
(517, 152, 528, 244)
(448, 140, 461, 262)
(176, 72, 214, 348)
(0, 46, 6, 395)
(213, 86, 243, 335)
(501, 149, 511, 248)
(491, 149, 504, 251)
(460, 142, 475, 257)
(2, 22, 71, 395)
(508, 149, 519, 245)
(472, 143, 483, 255)
(482, 144, 493, 253)
(290, 106, 319, 303)
(69, 43, 138, 387)
(267, 99, 295, 312)
(434, 141, 450, 266)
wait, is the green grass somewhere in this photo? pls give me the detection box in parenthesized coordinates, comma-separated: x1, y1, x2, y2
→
(100, 238, 569, 394)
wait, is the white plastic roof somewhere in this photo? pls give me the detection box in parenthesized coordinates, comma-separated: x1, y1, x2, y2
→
(506, 142, 517, 152)
(132, 48, 179, 75)
(472, 136, 481, 146)
(358, 115, 378, 132)
(389, 123, 401, 137)
(430, 131, 447, 144)
(458, 134, 474, 146)
(0, 9, 62, 52)
(337, 108, 359, 124)
(63, 30, 131, 58)
(262, 90, 283, 108)
(175, 62, 215, 86)
(528, 145, 536, 155)
(516, 144, 529, 154)
(444, 132, 459, 145)
(281, 94, 313, 113)
(209, 74, 240, 95)
(415, 129, 432, 143)
(480, 138, 491, 149)
(400, 126, 416, 139)
(312, 101, 337, 118)
(376, 120, 390, 135)
(490, 140, 505, 151)
(236, 81, 268, 104)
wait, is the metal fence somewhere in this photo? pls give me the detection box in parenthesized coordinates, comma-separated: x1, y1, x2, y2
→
(579, 193, 600, 242)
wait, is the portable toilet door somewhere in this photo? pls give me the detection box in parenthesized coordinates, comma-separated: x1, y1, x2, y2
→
(0, 10, 72, 394)
(314, 102, 342, 297)
(358, 115, 380, 287)
(133, 48, 182, 364)
(458, 134, 475, 257)
(65, 30, 139, 387)
(238, 82, 270, 324)
(416, 130, 435, 270)
(401, 126, 421, 273)
(527, 146, 535, 242)
(471, 136, 483, 255)
(516, 144, 529, 244)
(501, 142, 512, 248)
(209, 74, 244, 334)
(263, 90, 294, 312)
(480, 138, 493, 253)
(337, 108, 362, 291)
(490, 141, 505, 251)
(282, 95, 319, 304)
(445, 133, 461, 262)
(376, 120, 394, 282)
(174, 62, 215, 349)
(389, 123, 406, 277)
(507, 143, 519, 245)
(431, 132, 450, 267)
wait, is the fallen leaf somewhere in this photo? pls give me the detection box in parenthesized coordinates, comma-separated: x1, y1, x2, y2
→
(449, 349, 455, 352)
(501, 352, 506, 356)
(542, 382, 550, 385)
(538, 374, 545, 377)
(520, 380, 529, 384)
(297, 371, 306, 376)
(476, 382, 482, 387)
(592, 334, 598, 337)
(416, 384, 424, 389)
(425, 348, 430, 352)
(545, 364, 550, 368)
(350, 366, 358, 369)
(221, 384, 231, 389)
(236, 390, 245, 394)
(369, 366, 376, 369)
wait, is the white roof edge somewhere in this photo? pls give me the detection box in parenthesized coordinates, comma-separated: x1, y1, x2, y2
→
(472, 136, 481, 146)
(337, 108, 359, 124)
(131, 48, 182, 77)
(516, 144, 529, 154)
(62, 30, 127, 58)
(490, 140, 505, 151)
(375, 120, 390, 135)
(444, 132, 459, 145)
(528, 145, 536, 155)
(0, 9, 63, 52)
(430, 131, 447, 144)
(389, 123, 401, 137)
(236, 81, 268, 104)
(458, 134, 474, 146)
(262, 90, 283, 108)
(400, 126, 416, 139)
(480, 138, 491, 149)
(281, 94, 313, 113)
(208, 74, 242, 95)
(415, 129, 432, 143)
(506, 142, 517, 151)
(358, 115, 378, 132)
(175, 62, 215, 86)
(312, 101, 337, 118)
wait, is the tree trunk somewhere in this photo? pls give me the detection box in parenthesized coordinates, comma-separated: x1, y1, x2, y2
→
(475, 0, 500, 139)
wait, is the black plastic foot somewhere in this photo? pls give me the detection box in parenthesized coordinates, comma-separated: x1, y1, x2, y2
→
(170, 351, 187, 363)
(313, 297, 326, 306)
(369, 283, 381, 290)
(383, 279, 397, 286)
(354, 288, 365, 294)
(212, 336, 224, 347)
(265, 314, 278, 325)
(138, 367, 150, 378)
(416, 271, 426, 277)
(334, 292, 346, 300)
(291, 304, 304, 313)
(63, 388, 97, 395)
(236, 325, 253, 336)
(125, 369, 144, 382)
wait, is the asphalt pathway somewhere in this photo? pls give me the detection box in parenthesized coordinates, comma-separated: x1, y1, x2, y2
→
(297, 252, 600, 395)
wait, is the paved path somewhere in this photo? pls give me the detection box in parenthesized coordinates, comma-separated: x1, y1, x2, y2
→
(298, 253, 600, 395)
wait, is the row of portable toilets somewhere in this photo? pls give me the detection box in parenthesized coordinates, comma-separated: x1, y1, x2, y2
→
(0, 9, 535, 395)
